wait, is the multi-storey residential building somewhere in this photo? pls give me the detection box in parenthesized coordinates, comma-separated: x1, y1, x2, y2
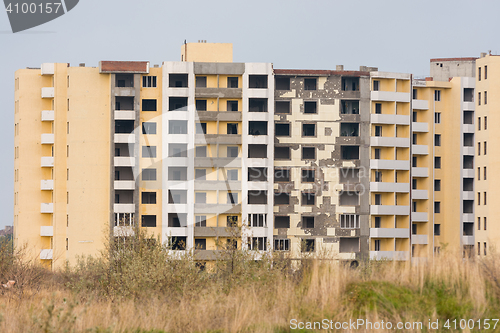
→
(13, 43, 497, 269)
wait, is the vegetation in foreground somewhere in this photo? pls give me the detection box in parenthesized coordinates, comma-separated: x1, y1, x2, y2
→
(1, 231, 499, 333)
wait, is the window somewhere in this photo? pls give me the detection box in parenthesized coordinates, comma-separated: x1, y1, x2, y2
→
(484, 192, 487, 205)
(374, 217, 381, 228)
(227, 77, 238, 88)
(169, 74, 188, 87)
(302, 123, 316, 137)
(248, 121, 267, 135)
(275, 77, 290, 90)
(302, 147, 315, 160)
(169, 97, 188, 111)
(302, 216, 314, 228)
(484, 141, 487, 155)
(412, 223, 417, 235)
(275, 123, 290, 136)
(142, 169, 156, 181)
(413, 111, 417, 122)
(274, 168, 290, 182)
(227, 192, 238, 204)
(196, 123, 207, 134)
(196, 146, 207, 157)
(434, 179, 441, 191)
(196, 76, 207, 87)
(374, 149, 380, 159)
(375, 171, 382, 182)
(478, 192, 481, 205)
(434, 90, 441, 101)
(249, 75, 268, 88)
(248, 214, 267, 227)
(484, 167, 487, 180)
(250, 237, 267, 251)
(302, 169, 315, 183)
(170, 237, 187, 250)
(374, 194, 381, 205)
(304, 78, 316, 90)
(195, 215, 206, 227)
(484, 242, 487, 256)
(142, 76, 157, 88)
(195, 192, 206, 204)
(196, 99, 207, 111)
(484, 217, 487, 230)
(274, 239, 290, 251)
(478, 92, 481, 106)
(485, 65, 488, 79)
(142, 146, 157, 158)
(248, 190, 267, 204)
(227, 169, 238, 181)
(478, 242, 481, 256)
(413, 88, 417, 99)
(435, 157, 441, 169)
(484, 91, 488, 105)
(227, 123, 238, 134)
(227, 100, 238, 111)
(275, 101, 290, 114)
(142, 192, 157, 204)
(478, 167, 481, 180)
(142, 99, 157, 111)
(434, 201, 441, 213)
(194, 239, 206, 250)
(302, 239, 315, 252)
(478, 67, 481, 81)
(275, 146, 290, 160)
(169, 167, 187, 181)
(478, 142, 481, 156)
(435, 112, 441, 124)
(375, 103, 382, 114)
(141, 215, 157, 227)
(484, 116, 487, 130)
(434, 224, 441, 236)
(169, 143, 187, 157)
(340, 214, 359, 229)
(168, 190, 187, 204)
(227, 146, 239, 158)
(248, 144, 267, 158)
(412, 133, 417, 144)
(249, 98, 268, 112)
(435, 134, 441, 146)
(478, 217, 481, 230)
(478, 117, 481, 130)
(169, 120, 188, 134)
(302, 192, 315, 205)
(142, 122, 157, 134)
(373, 80, 379, 91)
(375, 126, 382, 137)
(274, 216, 290, 228)
(195, 169, 206, 180)
(304, 101, 317, 114)
(374, 240, 381, 251)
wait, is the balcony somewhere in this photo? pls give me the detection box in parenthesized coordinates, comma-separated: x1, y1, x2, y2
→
(371, 91, 410, 103)
(462, 169, 475, 178)
(462, 146, 474, 156)
(412, 167, 428, 178)
(462, 124, 474, 133)
(412, 235, 428, 245)
(41, 157, 54, 167)
(114, 110, 136, 120)
(370, 114, 410, 125)
(370, 182, 409, 193)
(463, 102, 475, 110)
(41, 110, 54, 121)
(194, 181, 242, 191)
(114, 87, 135, 97)
(194, 157, 241, 168)
(370, 228, 409, 238)
(412, 122, 428, 132)
(194, 203, 242, 214)
(113, 226, 135, 237)
(462, 235, 474, 245)
(370, 137, 410, 148)
(411, 212, 428, 222)
(40, 226, 53, 237)
(40, 203, 53, 213)
(114, 180, 135, 190)
(463, 191, 474, 200)
(114, 156, 135, 167)
(41, 63, 54, 75)
(41, 134, 54, 145)
(197, 111, 242, 122)
(40, 180, 54, 190)
(114, 203, 135, 213)
(412, 99, 428, 110)
(412, 145, 428, 155)
(194, 227, 240, 237)
(412, 189, 428, 200)
(370, 251, 409, 261)
(462, 214, 474, 223)
(195, 134, 242, 145)
(40, 249, 53, 260)
(41, 87, 54, 98)
(370, 205, 409, 215)
(195, 87, 242, 99)
(370, 159, 409, 170)
(114, 133, 135, 144)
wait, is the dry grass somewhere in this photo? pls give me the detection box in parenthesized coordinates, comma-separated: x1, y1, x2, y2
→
(1, 235, 499, 333)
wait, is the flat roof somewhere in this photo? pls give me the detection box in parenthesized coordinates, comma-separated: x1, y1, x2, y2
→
(274, 69, 369, 76)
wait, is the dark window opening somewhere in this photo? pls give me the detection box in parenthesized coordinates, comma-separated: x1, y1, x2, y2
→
(196, 76, 207, 88)
(227, 100, 238, 111)
(464, 133, 474, 146)
(196, 99, 207, 111)
(274, 216, 290, 228)
(302, 123, 316, 137)
(463, 156, 473, 169)
(249, 121, 267, 135)
(142, 75, 157, 88)
(249, 98, 268, 112)
(116, 74, 133, 87)
(275, 123, 290, 136)
(248, 167, 267, 182)
(248, 144, 267, 158)
(304, 101, 317, 114)
(275, 146, 291, 160)
(196, 122, 207, 135)
(248, 190, 267, 204)
(168, 213, 187, 227)
(141, 215, 156, 227)
(302, 239, 315, 252)
(302, 169, 315, 183)
(227, 146, 239, 158)
(275, 77, 290, 90)
(169, 73, 188, 87)
(302, 216, 314, 228)
(142, 122, 157, 134)
(169, 120, 188, 134)
(434, 224, 441, 236)
(249, 75, 268, 88)
(274, 192, 290, 205)
(115, 96, 134, 110)
(275, 101, 290, 114)
(170, 237, 187, 250)
(274, 168, 290, 182)
(341, 146, 359, 160)
(195, 239, 206, 250)
(341, 100, 359, 114)
(142, 99, 157, 111)
(302, 192, 315, 205)
(141, 192, 157, 204)
(373, 80, 380, 91)
(463, 111, 473, 124)
(340, 191, 359, 206)
(463, 88, 474, 102)
(168, 190, 187, 204)
(169, 97, 188, 111)
(227, 123, 239, 135)
(227, 77, 239, 88)
(463, 223, 474, 236)
(339, 238, 359, 253)
(304, 78, 317, 90)
(341, 123, 359, 137)
(115, 120, 134, 134)
(302, 147, 315, 160)
(375, 103, 382, 114)
(435, 157, 442, 169)
(227, 216, 238, 227)
(169, 143, 187, 157)
(342, 77, 359, 91)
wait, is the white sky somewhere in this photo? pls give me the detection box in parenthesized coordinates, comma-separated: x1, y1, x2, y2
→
(1, 0, 499, 228)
